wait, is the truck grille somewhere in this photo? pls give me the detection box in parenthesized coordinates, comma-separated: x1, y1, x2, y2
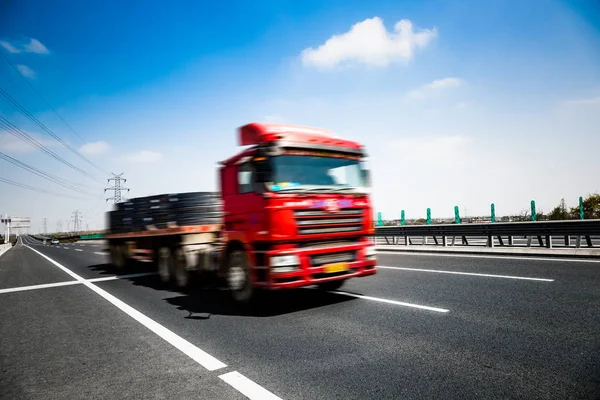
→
(294, 209, 364, 235)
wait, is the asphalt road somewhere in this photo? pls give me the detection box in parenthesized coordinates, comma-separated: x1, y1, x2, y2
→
(374, 235, 600, 247)
(1, 236, 599, 399)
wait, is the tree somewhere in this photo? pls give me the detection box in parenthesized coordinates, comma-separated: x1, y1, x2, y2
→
(570, 193, 600, 219)
(548, 197, 569, 220)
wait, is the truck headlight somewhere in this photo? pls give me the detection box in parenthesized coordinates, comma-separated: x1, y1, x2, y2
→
(365, 245, 376, 260)
(270, 254, 299, 272)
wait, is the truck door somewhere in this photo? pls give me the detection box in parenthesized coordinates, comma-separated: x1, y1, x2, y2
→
(225, 160, 266, 234)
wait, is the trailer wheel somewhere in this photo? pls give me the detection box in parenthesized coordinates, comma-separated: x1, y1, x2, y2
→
(109, 244, 119, 267)
(157, 247, 172, 283)
(173, 247, 189, 288)
(316, 279, 346, 292)
(112, 244, 126, 270)
(227, 249, 253, 303)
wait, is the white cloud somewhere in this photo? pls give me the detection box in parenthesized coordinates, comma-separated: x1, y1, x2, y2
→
(79, 141, 110, 156)
(0, 38, 50, 54)
(16, 64, 36, 79)
(122, 150, 164, 164)
(0, 131, 58, 153)
(0, 40, 20, 53)
(455, 102, 468, 110)
(301, 17, 437, 68)
(561, 96, 600, 107)
(23, 38, 50, 54)
(389, 135, 469, 164)
(407, 77, 464, 99)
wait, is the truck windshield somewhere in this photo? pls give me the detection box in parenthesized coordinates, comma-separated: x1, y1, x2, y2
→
(269, 154, 369, 193)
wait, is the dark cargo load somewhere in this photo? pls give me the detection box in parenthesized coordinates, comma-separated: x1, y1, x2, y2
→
(108, 192, 223, 234)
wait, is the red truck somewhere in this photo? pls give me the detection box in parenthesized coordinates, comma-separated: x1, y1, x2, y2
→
(106, 122, 377, 303)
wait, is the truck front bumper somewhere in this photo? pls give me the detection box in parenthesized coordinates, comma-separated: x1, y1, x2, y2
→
(255, 241, 377, 289)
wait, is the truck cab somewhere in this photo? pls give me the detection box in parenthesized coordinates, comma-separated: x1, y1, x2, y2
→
(219, 122, 377, 302)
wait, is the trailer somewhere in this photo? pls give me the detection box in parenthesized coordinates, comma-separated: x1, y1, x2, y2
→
(106, 122, 377, 303)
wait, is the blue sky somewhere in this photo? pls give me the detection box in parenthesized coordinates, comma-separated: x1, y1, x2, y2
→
(1, 0, 599, 232)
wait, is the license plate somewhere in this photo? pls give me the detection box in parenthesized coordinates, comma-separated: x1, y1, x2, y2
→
(323, 263, 349, 274)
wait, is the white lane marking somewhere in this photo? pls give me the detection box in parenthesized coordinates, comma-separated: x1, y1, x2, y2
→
(0, 273, 157, 294)
(87, 272, 156, 282)
(25, 245, 227, 371)
(332, 290, 449, 313)
(94, 252, 109, 256)
(0, 280, 80, 294)
(376, 250, 600, 264)
(219, 371, 282, 400)
(378, 265, 554, 282)
(75, 249, 83, 252)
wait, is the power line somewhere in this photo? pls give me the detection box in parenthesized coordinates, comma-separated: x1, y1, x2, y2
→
(0, 114, 102, 183)
(0, 49, 86, 144)
(105, 173, 130, 203)
(0, 175, 89, 199)
(0, 85, 108, 176)
(0, 151, 100, 197)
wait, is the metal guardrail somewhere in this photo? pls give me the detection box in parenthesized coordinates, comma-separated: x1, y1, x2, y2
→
(374, 220, 600, 248)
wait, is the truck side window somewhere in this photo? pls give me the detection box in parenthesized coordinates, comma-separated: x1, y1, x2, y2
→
(238, 162, 254, 194)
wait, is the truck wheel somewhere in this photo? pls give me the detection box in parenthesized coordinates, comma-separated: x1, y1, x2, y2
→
(113, 244, 126, 269)
(157, 247, 172, 283)
(227, 249, 253, 303)
(109, 244, 120, 267)
(173, 247, 189, 288)
(317, 279, 346, 292)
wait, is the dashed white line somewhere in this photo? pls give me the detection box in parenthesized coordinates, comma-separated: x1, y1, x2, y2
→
(377, 265, 554, 282)
(0, 280, 80, 294)
(87, 272, 156, 282)
(94, 252, 109, 256)
(332, 290, 449, 313)
(0, 273, 158, 295)
(75, 249, 83, 252)
(219, 371, 282, 400)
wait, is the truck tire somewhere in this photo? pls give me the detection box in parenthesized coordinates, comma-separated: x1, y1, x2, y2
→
(317, 279, 346, 292)
(227, 249, 253, 303)
(157, 247, 172, 283)
(172, 247, 189, 288)
(112, 244, 126, 269)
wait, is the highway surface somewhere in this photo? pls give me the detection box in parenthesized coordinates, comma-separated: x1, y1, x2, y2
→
(1, 236, 599, 399)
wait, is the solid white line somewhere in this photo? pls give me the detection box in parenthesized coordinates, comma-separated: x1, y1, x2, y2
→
(75, 249, 83, 252)
(332, 290, 449, 313)
(219, 371, 282, 400)
(0, 280, 80, 294)
(25, 245, 227, 371)
(377, 265, 554, 282)
(94, 252, 109, 256)
(376, 250, 600, 264)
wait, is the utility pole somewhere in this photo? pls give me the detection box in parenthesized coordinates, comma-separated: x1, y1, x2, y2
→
(71, 210, 82, 234)
(105, 173, 130, 204)
(43, 218, 47, 234)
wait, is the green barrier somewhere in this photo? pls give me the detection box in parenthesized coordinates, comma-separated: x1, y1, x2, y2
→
(80, 234, 105, 240)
